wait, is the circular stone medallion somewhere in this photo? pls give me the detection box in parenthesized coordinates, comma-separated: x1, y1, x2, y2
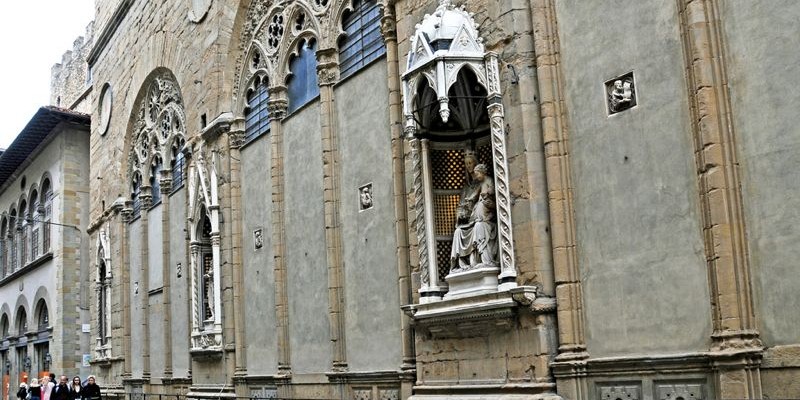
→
(99, 83, 113, 136)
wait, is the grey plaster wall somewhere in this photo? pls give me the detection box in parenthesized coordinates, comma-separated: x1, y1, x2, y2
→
(555, 0, 711, 357)
(719, 1, 800, 346)
(334, 60, 402, 371)
(282, 102, 331, 373)
(148, 205, 163, 289)
(240, 135, 277, 373)
(128, 220, 143, 377)
(148, 293, 164, 376)
(168, 187, 190, 376)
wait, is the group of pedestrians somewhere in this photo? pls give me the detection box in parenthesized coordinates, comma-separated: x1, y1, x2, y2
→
(16, 375, 101, 400)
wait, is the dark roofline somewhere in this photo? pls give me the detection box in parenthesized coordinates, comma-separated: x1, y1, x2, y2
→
(0, 106, 90, 193)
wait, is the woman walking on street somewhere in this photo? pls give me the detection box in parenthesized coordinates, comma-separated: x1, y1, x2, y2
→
(82, 377, 100, 400)
(16, 382, 28, 400)
(68, 377, 82, 400)
(28, 379, 41, 400)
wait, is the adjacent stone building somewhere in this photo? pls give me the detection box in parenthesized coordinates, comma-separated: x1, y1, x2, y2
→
(0, 105, 92, 395)
(83, 0, 800, 399)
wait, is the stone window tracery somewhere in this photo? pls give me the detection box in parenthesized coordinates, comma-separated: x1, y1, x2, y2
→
(339, 0, 385, 79)
(128, 73, 186, 216)
(267, 14, 285, 49)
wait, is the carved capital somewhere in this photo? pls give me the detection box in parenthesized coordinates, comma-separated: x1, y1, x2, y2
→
(228, 128, 246, 149)
(379, 5, 397, 41)
(316, 48, 339, 85)
(139, 188, 153, 209)
(159, 169, 173, 194)
(267, 87, 289, 120)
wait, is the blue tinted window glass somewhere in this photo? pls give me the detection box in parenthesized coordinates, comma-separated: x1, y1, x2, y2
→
(339, 0, 386, 79)
(287, 40, 320, 114)
(245, 80, 271, 142)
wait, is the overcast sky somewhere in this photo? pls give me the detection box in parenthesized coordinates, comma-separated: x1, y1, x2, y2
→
(0, 1, 95, 149)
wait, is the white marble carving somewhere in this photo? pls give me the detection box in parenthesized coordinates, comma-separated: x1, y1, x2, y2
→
(606, 72, 636, 114)
(359, 183, 374, 211)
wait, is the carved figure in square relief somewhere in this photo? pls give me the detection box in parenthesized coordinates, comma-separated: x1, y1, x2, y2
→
(450, 153, 497, 272)
(609, 78, 633, 112)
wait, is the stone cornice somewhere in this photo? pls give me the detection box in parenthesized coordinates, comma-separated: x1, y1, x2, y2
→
(87, 0, 134, 66)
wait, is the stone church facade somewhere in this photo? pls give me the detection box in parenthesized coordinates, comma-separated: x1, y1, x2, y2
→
(83, 0, 800, 399)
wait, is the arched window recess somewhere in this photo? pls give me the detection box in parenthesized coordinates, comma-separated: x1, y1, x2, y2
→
(401, 1, 516, 303)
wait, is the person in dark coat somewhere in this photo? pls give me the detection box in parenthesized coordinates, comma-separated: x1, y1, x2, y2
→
(68, 377, 82, 400)
(16, 382, 27, 400)
(82, 377, 100, 400)
(50, 376, 69, 400)
(28, 379, 42, 400)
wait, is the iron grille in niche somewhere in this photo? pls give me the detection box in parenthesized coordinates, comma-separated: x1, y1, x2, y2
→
(430, 148, 466, 190)
(436, 240, 453, 281)
(434, 194, 460, 237)
(476, 143, 493, 175)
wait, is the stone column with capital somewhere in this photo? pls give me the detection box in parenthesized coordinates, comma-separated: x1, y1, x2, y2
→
(267, 87, 292, 375)
(159, 169, 174, 377)
(316, 47, 348, 372)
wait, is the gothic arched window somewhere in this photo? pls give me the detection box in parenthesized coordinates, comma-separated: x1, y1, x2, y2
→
(244, 75, 271, 142)
(339, 0, 385, 79)
(150, 156, 163, 205)
(287, 38, 320, 114)
(171, 138, 186, 190)
(131, 172, 142, 219)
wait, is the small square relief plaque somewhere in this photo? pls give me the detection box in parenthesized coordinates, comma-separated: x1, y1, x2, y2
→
(605, 71, 637, 115)
(253, 228, 264, 250)
(359, 183, 374, 212)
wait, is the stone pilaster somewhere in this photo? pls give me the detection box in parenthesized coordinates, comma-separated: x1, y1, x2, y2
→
(228, 120, 248, 377)
(121, 203, 134, 378)
(531, 0, 587, 360)
(139, 186, 151, 381)
(380, 1, 416, 383)
(159, 171, 173, 378)
(267, 87, 291, 375)
(316, 47, 348, 372)
(677, 0, 762, 397)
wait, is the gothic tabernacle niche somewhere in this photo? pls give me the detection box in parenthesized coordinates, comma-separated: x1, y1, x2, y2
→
(402, 0, 517, 302)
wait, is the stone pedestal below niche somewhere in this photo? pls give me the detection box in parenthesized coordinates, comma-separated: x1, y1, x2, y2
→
(444, 265, 499, 299)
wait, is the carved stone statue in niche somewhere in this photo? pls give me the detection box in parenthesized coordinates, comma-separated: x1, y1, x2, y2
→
(450, 152, 498, 272)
